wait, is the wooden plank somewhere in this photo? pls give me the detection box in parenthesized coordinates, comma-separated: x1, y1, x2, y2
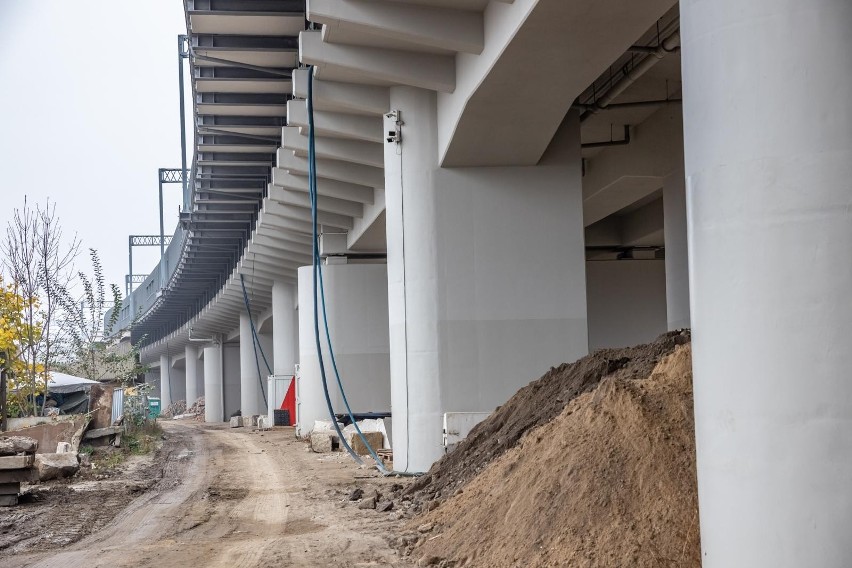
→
(0, 468, 37, 483)
(0, 494, 18, 507)
(0, 455, 34, 470)
(0, 482, 20, 495)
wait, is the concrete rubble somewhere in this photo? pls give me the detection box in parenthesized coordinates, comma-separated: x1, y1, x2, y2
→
(35, 452, 80, 482)
(0, 435, 39, 507)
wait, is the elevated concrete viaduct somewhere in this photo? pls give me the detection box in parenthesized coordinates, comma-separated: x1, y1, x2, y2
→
(113, 0, 852, 564)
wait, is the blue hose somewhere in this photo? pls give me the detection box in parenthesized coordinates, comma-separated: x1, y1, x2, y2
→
(306, 67, 364, 465)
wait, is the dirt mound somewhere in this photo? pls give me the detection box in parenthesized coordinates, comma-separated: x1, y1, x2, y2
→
(405, 344, 699, 568)
(405, 331, 689, 507)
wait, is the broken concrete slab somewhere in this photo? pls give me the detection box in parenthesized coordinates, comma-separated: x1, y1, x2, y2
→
(349, 432, 384, 456)
(0, 455, 34, 470)
(229, 416, 243, 428)
(0, 436, 38, 455)
(35, 452, 79, 481)
(4, 416, 88, 455)
(83, 426, 123, 440)
(257, 415, 271, 430)
(0, 495, 18, 507)
(310, 431, 337, 453)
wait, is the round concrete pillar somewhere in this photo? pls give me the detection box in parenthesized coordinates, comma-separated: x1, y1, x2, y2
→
(239, 312, 264, 416)
(203, 343, 223, 422)
(159, 354, 171, 412)
(184, 345, 198, 406)
(272, 281, 297, 376)
(682, 0, 852, 565)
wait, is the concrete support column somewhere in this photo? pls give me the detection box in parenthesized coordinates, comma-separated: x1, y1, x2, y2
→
(296, 264, 391, 437)
(663, 169, 690, 330)
(184, 345, 199, 405)
(239, 313, 264, 416)
(272, 281, 297, 376)
(384, 87, 588, 473)
(159, 354, 171, 412)
(203, 343, 223, 422)
(682, 1, 852, 565)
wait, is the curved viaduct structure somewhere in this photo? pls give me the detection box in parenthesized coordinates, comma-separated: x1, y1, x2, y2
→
(116, 1, 852, 565)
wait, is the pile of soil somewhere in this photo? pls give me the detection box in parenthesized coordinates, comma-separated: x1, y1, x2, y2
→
(405, 343, 699, 567)
(405, 331, 690, 508)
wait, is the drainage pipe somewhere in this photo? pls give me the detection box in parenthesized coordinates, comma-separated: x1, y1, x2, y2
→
(581, 29, 680, 120)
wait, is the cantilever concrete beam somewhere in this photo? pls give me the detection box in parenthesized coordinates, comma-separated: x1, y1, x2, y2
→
(300, 31, 456, 93)
(243, 244, 307, 270)
(265, 200, 353, 231)
(253, 225, 314, 250)
(257, 206, 314, 235)
(251, 234, 313, 260)
(278, 151, 384, 189)
(281, 126, 383, 168)
(308, 0, 484, 55)
(269, 183, 364, 218)
(286, 101, 383, 143)
(292, 69, 389, 116)
(272, 168, 375, 204)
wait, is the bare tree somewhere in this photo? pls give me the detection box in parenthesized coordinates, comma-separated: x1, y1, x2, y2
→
(2, 198, 79, 416)
(2, 198, 41, 416)
(35, 201, 79, 404)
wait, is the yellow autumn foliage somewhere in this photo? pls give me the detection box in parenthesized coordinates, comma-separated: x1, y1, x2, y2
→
(0, 277, 46, 415)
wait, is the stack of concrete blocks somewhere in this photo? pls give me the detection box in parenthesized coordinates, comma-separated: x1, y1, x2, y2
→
(230, 414, 269, 430)
(310, 429, 383, 456)
(0, 436, 39, 507)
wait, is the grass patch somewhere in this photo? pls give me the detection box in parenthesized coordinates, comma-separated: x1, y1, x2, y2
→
(98, 451, 125, 469)
(124, 420, 164, 455)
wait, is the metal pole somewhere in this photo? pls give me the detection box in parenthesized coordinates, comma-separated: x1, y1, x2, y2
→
(158, 172, 165, 290)
(127, 236, 133, 296)
(0, 351, 7, 432)
(178, 35, 189, 211)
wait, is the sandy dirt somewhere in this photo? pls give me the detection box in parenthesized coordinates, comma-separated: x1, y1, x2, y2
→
(406, 331, 691, 511)
(1, 422, 413, 568)
(404, 344, 699, 568)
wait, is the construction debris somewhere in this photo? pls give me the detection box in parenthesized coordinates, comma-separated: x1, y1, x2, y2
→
(0, 435, 38, 507)
(163, 400, 188, 418)
(187, 397, 205, 419)
(0, 437, 38, 455)
(34, 452, 80, 482)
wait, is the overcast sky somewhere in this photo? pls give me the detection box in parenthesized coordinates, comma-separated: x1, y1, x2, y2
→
(0, 1, 190, 293)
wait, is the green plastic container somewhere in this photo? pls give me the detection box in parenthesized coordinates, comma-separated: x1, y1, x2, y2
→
(148, 397, 161, 419)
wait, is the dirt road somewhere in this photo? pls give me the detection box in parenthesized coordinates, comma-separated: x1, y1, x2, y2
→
(2, 422, 412, 568)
